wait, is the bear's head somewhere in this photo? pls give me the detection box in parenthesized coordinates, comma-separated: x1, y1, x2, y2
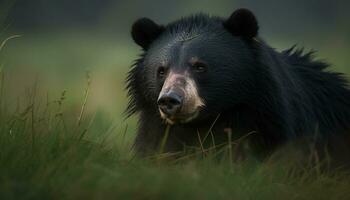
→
(128, 9, 260, 124)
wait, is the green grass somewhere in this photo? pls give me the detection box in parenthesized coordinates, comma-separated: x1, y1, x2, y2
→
(0, 72, 350, 200)
(0, 34, 350, 200)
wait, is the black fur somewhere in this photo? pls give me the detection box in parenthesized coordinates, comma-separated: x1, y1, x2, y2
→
(223, 8, 258, 38)
(131, 18, 165, 50)
(126, 9, 350, 159)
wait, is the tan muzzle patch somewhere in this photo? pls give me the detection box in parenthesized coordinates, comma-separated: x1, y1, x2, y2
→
(158, 71, 205, 123)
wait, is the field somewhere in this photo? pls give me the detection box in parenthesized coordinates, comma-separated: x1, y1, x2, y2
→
(0, 32, 350, 200)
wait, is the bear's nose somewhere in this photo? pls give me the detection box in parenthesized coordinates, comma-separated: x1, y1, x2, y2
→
(157, 92, 183, 116)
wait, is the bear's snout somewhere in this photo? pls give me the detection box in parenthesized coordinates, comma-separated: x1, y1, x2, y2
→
(157, 91, 183, 116)
(157, 71, 205, 124)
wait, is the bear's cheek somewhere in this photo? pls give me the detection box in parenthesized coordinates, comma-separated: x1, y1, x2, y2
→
(143, 72, 164, 103)
(181, 78, 205, 114)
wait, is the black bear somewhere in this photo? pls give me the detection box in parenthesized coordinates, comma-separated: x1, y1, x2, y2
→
(127, 8, 350, 159)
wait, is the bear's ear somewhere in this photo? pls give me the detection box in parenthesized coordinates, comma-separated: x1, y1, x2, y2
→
(223, 8, 259, 39)
(131, 18, 165, 50)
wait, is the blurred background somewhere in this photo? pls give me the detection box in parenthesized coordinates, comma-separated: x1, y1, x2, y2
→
(0, 0, 349, 139)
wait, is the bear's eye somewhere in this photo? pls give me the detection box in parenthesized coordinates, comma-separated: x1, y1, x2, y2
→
(192, 62, 207, 73)
(157, 66, 166, 77)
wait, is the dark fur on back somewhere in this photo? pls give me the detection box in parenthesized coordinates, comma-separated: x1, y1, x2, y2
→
(281, 46, 350, 136)
(127, 13, 350, 159)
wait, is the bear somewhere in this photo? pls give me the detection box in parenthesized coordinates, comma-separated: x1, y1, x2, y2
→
(126, 8, 350, 160)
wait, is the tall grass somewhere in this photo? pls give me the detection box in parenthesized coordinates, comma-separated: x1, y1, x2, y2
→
(0, 69, 349, 200)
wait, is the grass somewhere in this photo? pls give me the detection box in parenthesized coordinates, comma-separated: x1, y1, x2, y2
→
(0, 34, 350, 199)
(0, 71, 350, 200)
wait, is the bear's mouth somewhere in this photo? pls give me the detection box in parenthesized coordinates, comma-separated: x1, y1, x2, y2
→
(159, 109, 200, 124)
